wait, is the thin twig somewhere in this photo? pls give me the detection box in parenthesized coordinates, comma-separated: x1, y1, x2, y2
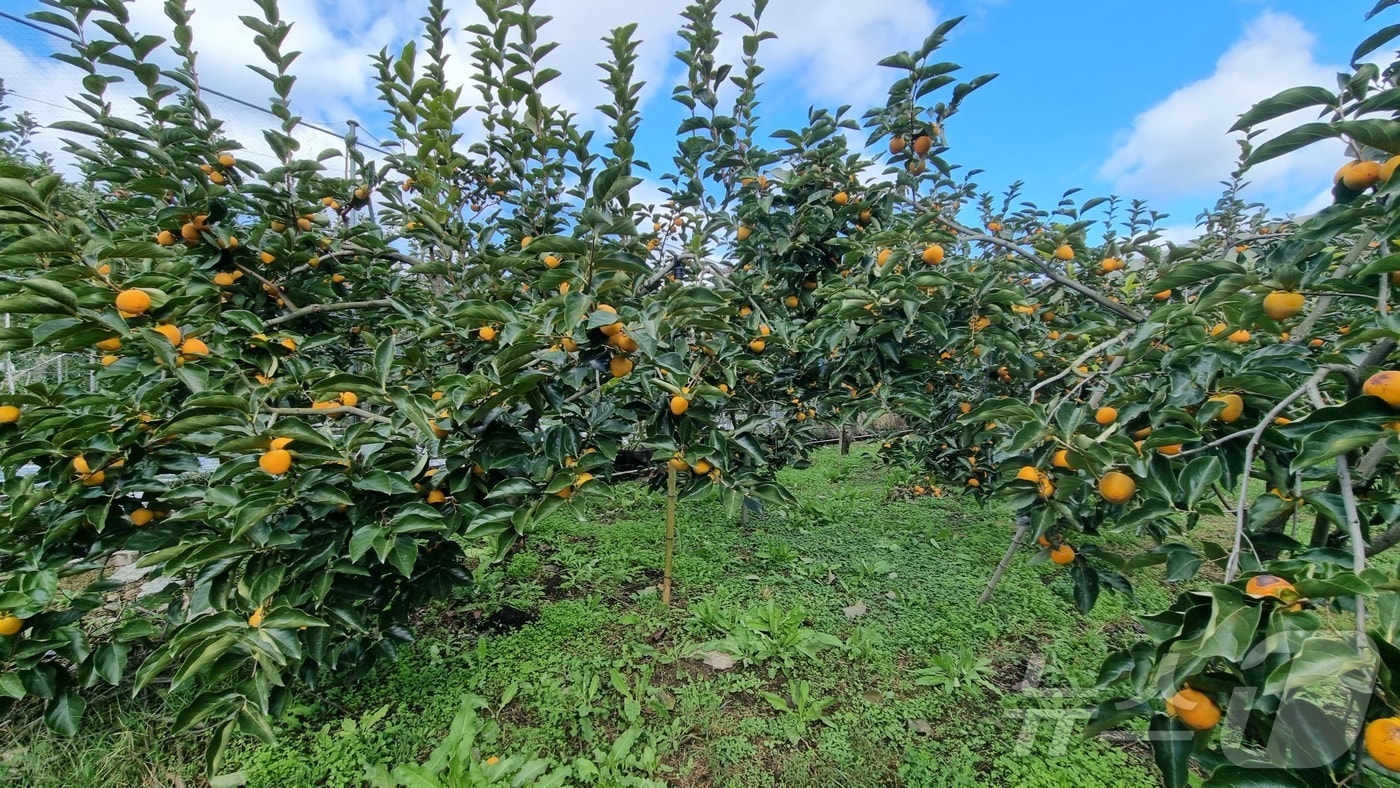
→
(264, 299, 395, 327)
(1292, 231, 1373, 343)
(1178, 427, 1256, 458)
(1335, 455, 1367, 641)
(1224, 366, 1337, 581)
(1028, 330, 1130, 403)
(1086, 356, 1125, 408)
(267, 406, 391, 423)
(935, 216, 1147, 323)
(233, 262, 299, 312)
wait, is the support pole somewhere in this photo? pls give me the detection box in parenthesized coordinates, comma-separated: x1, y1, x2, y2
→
(978, 517, 1030, 606)
(839, 425, 851, 455)
(2, 314, 13, 393)
(662, 464, 677, 606)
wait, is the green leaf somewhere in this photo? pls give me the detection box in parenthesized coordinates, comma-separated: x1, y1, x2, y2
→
(0, 293, 70, 314)
(519, 234, 588, 255)
(354, 470, 416, 495)
(1083, 698, 1150, 738)
(374, 333, 395, 388)
(0, 178, 47, 213)
(236, 707, 276, 744)
(44, 687, 86, 737)
(1071, 562, 1100, 614)
(1295, 573, 1374, 598)
(1290, 421, 1387, 471)
(1353, 23, 1400, 64)
(1148, 715, 1194, 788)
(1245, 123, 1336, 167)
(1229, 86, 1335, 133)
(349, 525, 380, 562)
(387, 537, 418, 577)
(1335, 119, 1400, 154)
(1195, 585, 1262, 662)
(260, 610, 328, 629)
(20, 277, 78, 311)
(0, 672, 24, 699)
(1152, 260, 1244, 292)
(206, 719, 235, 776)
(1178, 456, 1221, 509)
(170, 634, 240, 694)
(91, 642, 129, 686)
(488, 478, 538, 498)
(1262, 635, 1378, 699)
(1165, 548, 1203, 583)
(1, 233, 75, 258)
(1095, 651, 1137, 689)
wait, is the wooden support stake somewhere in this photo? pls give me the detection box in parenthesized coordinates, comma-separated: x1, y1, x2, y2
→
(978, 517, 1029, 606)
(839, 425, 851, 455)
(662, 463, 678, 606)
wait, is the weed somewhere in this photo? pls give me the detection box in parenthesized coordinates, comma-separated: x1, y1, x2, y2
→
(911, 648, 1002, 697)
(760, 679, 836, 744)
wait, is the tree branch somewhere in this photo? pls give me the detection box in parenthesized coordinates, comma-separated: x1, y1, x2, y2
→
(1335, 454, 1367, 640)
(1178, 426, 1256, 458)
(1355, 440, 1390, 481)
(934, 216, 1147, 324)
(1087, 356, 1126, 408)
(233, 262, 299, 312)
(264, 299, 395, 327)
(1368, 522, 1400, 557)
(331, 243, 424, 269)
(1224, 366, 1336, 582)
(267, 406, 391, 423)
(978, 516, 1030, 606)
(1028, 330, 1130, 403)
(1292, 230, 1373, 343)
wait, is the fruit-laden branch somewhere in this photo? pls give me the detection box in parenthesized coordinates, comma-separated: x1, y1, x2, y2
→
(233, 261, 299, 312)
(1183, 339, 1396, 459)
(701, 260, 774, 328)
(1224, 366, 1343, 581)
(1027, 330, 1131, 403)
(933, 216, 1147, 324)
(264, 299, 396, 327)
(637, 252, 683, 294)
(266, 406, 391, 423)
(1292, 230, 1374, 343)
(333, 244, 422, 269)
(1179, 426, 1258, 458)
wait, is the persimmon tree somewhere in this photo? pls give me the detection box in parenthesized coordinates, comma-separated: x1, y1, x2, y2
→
(2, 0, 1400, 784)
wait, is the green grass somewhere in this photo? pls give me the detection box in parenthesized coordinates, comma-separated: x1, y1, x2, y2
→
(1, 445, 1176, 787)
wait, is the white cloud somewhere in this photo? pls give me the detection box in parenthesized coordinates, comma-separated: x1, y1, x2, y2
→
(2, 0, 943, 174)
(2, 0, 414, 171)
(120, 0, 422, 125)
(716, 0, 938, 106)
(1098, 11, 1344, 214)
(429, 1, 683, 133)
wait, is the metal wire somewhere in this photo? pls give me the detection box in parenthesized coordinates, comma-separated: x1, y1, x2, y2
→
(0, 10, 391, 156)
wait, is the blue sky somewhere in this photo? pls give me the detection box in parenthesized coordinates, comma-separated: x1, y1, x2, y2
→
(0, 0, 1381, 235)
